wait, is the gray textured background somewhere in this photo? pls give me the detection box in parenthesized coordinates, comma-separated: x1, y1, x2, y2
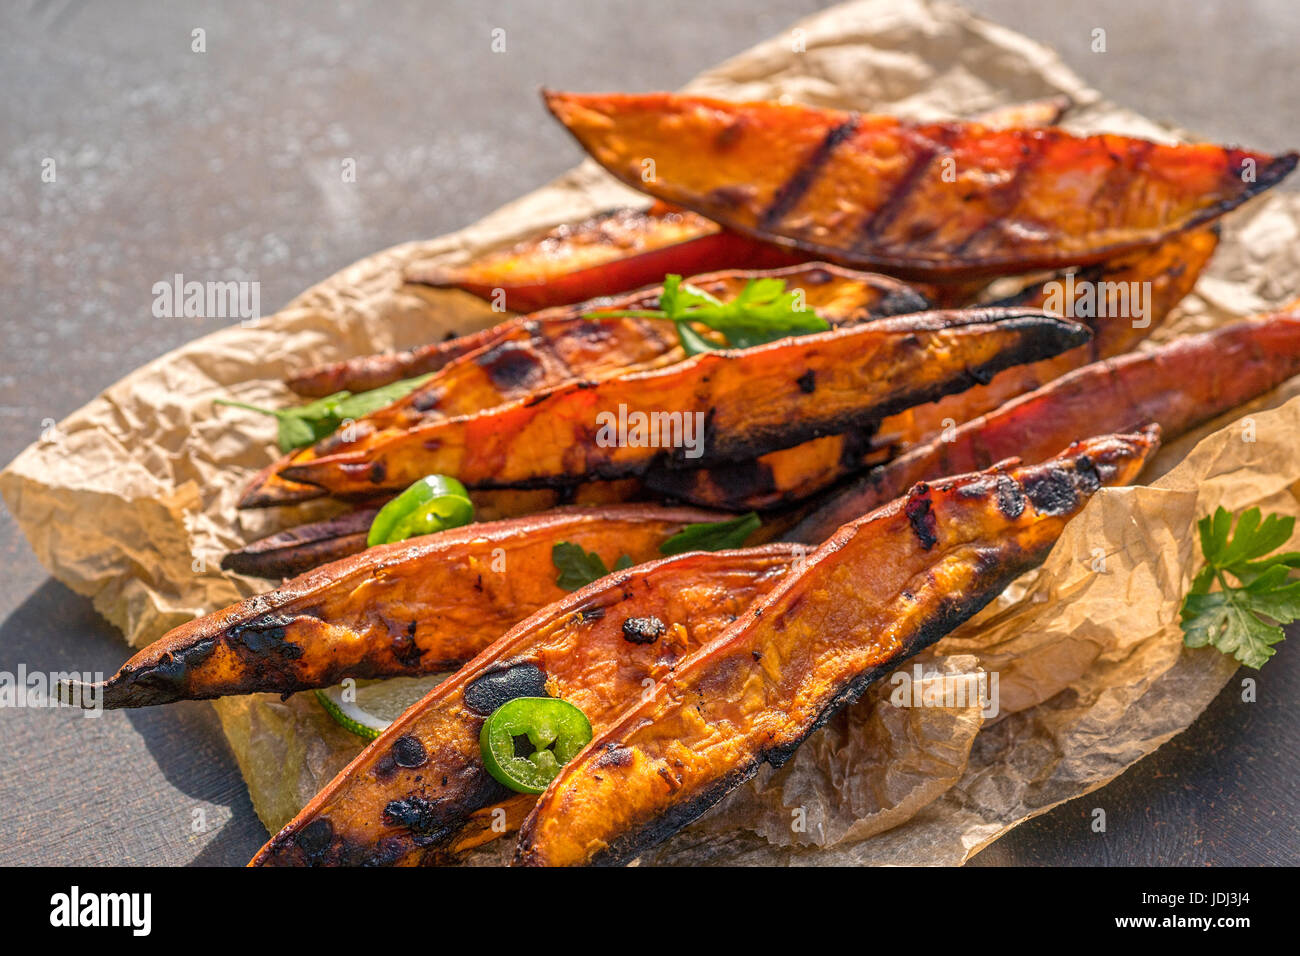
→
(1, 0, 1296, 866)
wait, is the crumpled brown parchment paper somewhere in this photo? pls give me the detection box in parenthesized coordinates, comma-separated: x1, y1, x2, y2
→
(4, 0, 1299, 865)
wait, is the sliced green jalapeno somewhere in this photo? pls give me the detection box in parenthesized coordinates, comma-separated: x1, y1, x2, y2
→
(366, 474, 474, 547)
(479, 696, 593, 794)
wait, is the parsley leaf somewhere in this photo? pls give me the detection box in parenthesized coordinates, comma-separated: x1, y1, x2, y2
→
(589, 274, 829, 354)
(215, 372, 435, 453)
(1179, 506, 1300, 668)
(552, 542, 634, 592)
(659, 512, 762, 556)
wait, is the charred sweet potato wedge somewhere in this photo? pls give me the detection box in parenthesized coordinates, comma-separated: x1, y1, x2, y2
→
(657, 226, 1216, 512)
(67, 504, 733, 708)
(514, 430, 1160, 866)
(246, 264, 929, 508)
(404, 203, 804, 315)
(544, 91, 1294, 278)
(224, 481, 646, 579)
(792, 305, 1300, 542)
(874, 225, 1220, 450)
(397, 98, 1072, 320)
(251, 544, 800, 866)
(255, 309, 1089, 502)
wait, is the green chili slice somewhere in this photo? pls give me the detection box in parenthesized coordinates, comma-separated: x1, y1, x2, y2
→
(479, 696, 593, 794)
(366, 474, 473, 547)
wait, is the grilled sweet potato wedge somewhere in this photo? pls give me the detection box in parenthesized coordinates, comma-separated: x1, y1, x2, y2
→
(657, 226, 1215, 512)
(69, 505, 731, 708)
(398, 98, 1072, 321)
(514, 430, 1160, 866)
(404, 203, 804, 316)
(545, 91, 1294, 278)
(792, 305, 1300, 543)
(247, 264, 929, 508)
(224, 482, 644, 579)
(874, 225, 1220, 451)
(260, 309, 1089, 501)
(328, 264, 927, 439)
(251, 544, 800, 866)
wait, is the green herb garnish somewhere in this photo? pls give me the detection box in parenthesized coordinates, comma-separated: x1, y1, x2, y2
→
(589, 274, 829, 355)
(1180, 506, 1300, 669)
(659, 512, 761, 556)
(215, 372, 435, 453)
(552, 542, 634, 592)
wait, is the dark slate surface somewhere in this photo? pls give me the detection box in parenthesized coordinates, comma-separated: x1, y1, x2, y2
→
(1, 0, 1295, 866)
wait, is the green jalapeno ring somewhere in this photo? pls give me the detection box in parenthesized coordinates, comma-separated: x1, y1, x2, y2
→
(366, 474, 473, 547)
(479, 696, 593, 794)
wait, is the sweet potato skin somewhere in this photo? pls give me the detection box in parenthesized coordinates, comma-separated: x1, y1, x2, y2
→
(790, 306, 1300, 543)
(544, 91, 1294, 278)
(515, 431, 1160, 866)
(72, 505, 729, 708)
(272, 309, 1090, 499)
(251, 545, 798, 866)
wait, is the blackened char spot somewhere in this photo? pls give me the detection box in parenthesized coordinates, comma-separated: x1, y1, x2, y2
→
(412, 389, 443, 413)
(294, 817, 333, 858)
(476, 341, 545, 391)
(905, 488, 938, 550)
(707, 184, 756, 209)
(622, 616, 665, 645)
(229, 615, 303, 659)
(995, 474, 1026, 519)
(130, 637, 217, 700)
(796, 370, 816, 394)
(383, 796, 452, 841)
(876, 288, 930, 316)
(1022, 467, 1080, 515)
(391, 735, 428, 769)
(391, 620, 423, 667)
(594, 742, 634, 769)
(759, 115, 861, 230)
(1074, 454, 1102, 493)
(463, 662, 548, 716)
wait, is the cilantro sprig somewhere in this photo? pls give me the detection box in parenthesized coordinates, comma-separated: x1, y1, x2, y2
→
(659, 512, 761, 556)
(215, 372, 435, 453)
(1180, 506, 1300, 668)
(589, 274, 829, 356)
(552, 542, 634, 592)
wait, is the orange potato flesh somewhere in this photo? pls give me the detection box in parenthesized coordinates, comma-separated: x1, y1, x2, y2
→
(515, 431, 1159, 866)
